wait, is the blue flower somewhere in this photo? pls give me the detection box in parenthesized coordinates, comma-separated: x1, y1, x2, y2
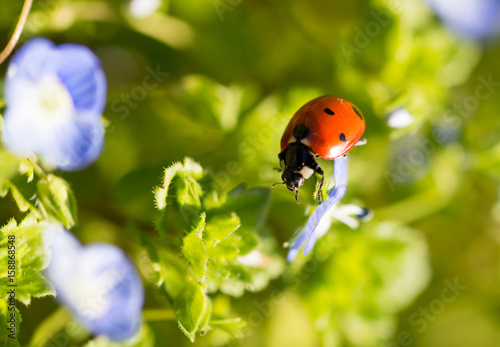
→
(287, 155, 354, 262)
(1, 38, 107, 170)
(424, 0, 500, 39)
(44, 225, 144, 341)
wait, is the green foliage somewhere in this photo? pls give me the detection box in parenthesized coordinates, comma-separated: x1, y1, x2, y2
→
(154, 248, 190, 300)
(182, 213, 208, 284)
(169, 75, 244, 131)
(2, 0, 500, 345)
(173, 281, 208, 341)
(298, 222, 430, 346)
(0, 216, 54, 306)
(0, 300, 21, 347)
(209, 318, 246, 339)
(204, 212, 240, 248)
(37, 174, 78, 229)
(0, 180, 39, 215)
(18, 159, 34, 183)
(150, 158, 283, 341)
(0, 157, 80, 345)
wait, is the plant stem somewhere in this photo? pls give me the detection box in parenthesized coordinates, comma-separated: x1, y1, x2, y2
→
(0, 0, 33, 64)
(28, 308, 72, 347)
(143, 308, 175, 321)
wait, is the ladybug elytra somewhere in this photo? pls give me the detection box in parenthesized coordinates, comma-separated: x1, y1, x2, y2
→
(277, 95, 366, 203)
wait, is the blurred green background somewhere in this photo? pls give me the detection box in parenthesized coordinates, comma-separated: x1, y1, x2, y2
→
(2, 0, 500, 346)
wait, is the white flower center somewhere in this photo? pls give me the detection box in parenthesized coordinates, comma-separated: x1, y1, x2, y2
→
(36, 75, 74, 123)
(70, 269, 118, 319)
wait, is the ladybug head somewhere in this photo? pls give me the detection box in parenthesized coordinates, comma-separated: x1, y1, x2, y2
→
(281, 169, 304, 203)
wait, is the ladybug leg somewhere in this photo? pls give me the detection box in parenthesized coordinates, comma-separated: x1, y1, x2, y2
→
(315, 166, 325, 204)
(295, 189, 300, 204)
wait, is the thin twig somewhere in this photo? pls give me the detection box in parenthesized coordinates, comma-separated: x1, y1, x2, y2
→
(0, 0, 33, 64)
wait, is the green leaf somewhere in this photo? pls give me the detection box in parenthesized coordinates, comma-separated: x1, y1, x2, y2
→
(179, 157, 204, 180)
(154, 162, 183, 211)
(154, 158, 204, 212)
(210, 318, 246, 339)
(37, 174, 77, 229)
(176, 176, 203, 209)
(209, 225, 258, 259)
(182, 213, 208, 285)
(0, 216, 55, 306)
(18, 159, 34, 182)
(0, 300, 21, 347)
(231, 226, 259, 256)
(153, 159, 205, 234)
(0, 179, 8, 197)
(198, 298, 212, 336)
(173, 281, 207, 342)
(205, 213, 241, 248)
(0, 180, 40, 216)
(0, 148, 20, 181)
(172, 75, 243, 131)
(8, 183, 33, 213)
(202, 190, 227, 210)
(154, 248, 189, 300)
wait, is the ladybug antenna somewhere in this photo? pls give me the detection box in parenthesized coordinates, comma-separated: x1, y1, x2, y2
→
(271, 182, 285, 188)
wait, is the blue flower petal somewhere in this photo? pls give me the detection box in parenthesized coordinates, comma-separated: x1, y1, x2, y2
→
(7, 39, 107, 117)
(286, 231, 308, 263)
(287, 155, 349, 262)
(76, 244, 144, 341)
(5, 38, 56, 85)
(1, 109, 104, 170)
(302, 185, 347, 256)
(4, 38, 57, 103)
(49, 119, 105, 171)
(2, 37, 107, 171)
(45, 226, 144, 342)
(55, 44, 107, 118)
(425, 0, 500, 39)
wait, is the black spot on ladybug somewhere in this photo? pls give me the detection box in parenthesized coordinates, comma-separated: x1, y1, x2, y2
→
(339, 133, 347, 142)
(293, 124, 310, 141)
(324, 108, 335, 115)
(352, 106, 363, 120)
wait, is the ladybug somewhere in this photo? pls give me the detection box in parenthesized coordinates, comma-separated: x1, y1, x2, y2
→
(277, 96, 366, 203)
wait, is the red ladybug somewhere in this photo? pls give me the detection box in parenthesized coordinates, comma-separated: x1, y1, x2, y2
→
(278, 96, 366, 203)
